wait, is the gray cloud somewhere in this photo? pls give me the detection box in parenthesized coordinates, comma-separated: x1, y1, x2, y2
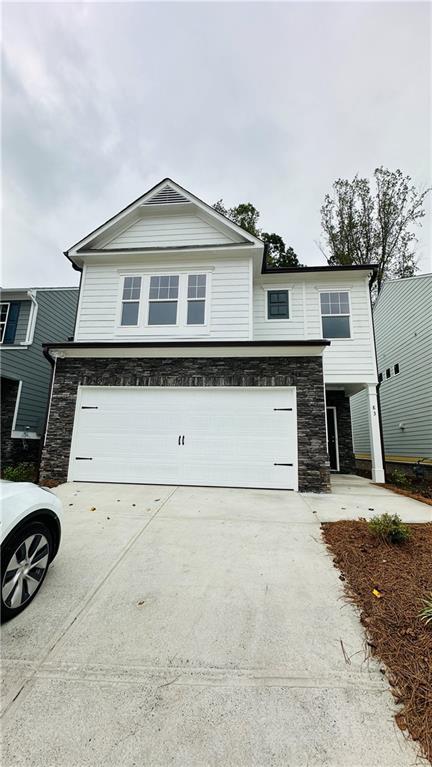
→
(2, 1, 431, 287)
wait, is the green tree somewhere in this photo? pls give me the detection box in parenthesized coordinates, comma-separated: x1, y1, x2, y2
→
(320, 168, 430, 292)
(213, 200, 302, 268)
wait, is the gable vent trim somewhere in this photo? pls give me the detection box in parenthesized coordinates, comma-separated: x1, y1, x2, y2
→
(143, 185, 190, 206)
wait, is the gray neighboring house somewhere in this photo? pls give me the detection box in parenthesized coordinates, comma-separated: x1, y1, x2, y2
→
(1, 287, 79, 467)
(351, 273, 432, 479)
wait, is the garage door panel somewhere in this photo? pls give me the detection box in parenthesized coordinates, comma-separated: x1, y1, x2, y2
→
(69, 387, 298, 490)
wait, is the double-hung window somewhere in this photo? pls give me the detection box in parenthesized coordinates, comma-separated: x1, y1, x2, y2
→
(0, 303, 10, 343)
(320, 291, 351, 338)
(187, 274, 206, 325)
(148, 275, 179, 325)
(121, 277, 141, 326)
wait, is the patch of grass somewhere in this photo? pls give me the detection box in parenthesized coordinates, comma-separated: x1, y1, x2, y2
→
(368, 513, 411, 544)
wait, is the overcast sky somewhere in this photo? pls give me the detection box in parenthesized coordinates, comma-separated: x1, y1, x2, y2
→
(2, 1, 431, 287)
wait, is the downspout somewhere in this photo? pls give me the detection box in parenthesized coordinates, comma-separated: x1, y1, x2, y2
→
(24, 290, 38, 345)
(368, 272, 386, 483)
(36, 345, 56, 484)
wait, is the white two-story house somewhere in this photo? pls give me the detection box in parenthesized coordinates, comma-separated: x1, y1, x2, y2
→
(40, 179, 384, 493)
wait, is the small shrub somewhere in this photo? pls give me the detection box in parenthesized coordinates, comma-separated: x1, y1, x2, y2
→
(389, 468, 412, 489)
(368, 513, 411, 544)
(419, 593, 432, 626)
(2, 462, 37, 483)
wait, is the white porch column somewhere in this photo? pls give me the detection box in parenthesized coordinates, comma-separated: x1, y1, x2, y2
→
(367, 384, 385, 483)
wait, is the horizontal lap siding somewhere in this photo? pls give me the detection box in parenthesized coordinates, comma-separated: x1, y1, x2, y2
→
(253, 283, 305, 339)
(14, 301, 31, 343)
(374, 277, 432, 458)
(305, 277, 376, 383)
(104, 214, 235, 248)
(253, 274, 376, 383)
(75, 257, 252, 341)
(1, 290, 78, 435)
(350, 390, 370, 453)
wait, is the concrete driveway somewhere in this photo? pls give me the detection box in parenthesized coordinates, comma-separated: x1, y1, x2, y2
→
(2, 479, 427, 766)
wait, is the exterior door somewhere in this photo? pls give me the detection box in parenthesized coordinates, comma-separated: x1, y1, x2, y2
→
(68, 386, 298, 490)
(326, 406, 339, 471)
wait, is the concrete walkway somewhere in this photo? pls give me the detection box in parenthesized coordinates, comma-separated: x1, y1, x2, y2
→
(2, 479, 427, 766)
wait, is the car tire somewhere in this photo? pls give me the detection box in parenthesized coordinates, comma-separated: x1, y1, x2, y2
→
(1, 521, 53, 623)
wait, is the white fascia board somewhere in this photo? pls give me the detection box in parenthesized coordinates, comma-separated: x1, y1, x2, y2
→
(51, 344, 327, 360)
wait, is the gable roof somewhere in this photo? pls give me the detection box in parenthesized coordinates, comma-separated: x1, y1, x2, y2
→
(66, 178, 263, 260)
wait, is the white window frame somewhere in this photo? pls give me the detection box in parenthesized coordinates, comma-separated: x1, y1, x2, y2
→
(186, 273, 208, 327)
(319, 289, 352, 339)
(0, 302, 10, 344)
(263, 287, 292, 322)
(147, 274, 180, 328)
(117, 275, 143, 328)
(116, 271, 211, 333)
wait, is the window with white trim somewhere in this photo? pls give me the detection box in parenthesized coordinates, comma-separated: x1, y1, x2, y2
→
(0, 303, 10, 343)
(121, 277, 141, 326)
(267, 290, 289, 319)
(320, 291, 351, 338)
(187, 274, 206, 325)
(148, 275, 179, 325)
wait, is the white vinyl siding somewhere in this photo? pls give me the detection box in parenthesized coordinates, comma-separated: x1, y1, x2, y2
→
(253, 283, 305, 339)
(254, 274, 376, 384)
(306, 279, 376, 384)
(75, 256, 252, 341)
(102, 213, 236, 249)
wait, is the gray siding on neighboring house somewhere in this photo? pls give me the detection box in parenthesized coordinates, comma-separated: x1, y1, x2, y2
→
(351, 274, 432, 461)
(1, 289, 78, 436)
(350, 389, 370, 454)
(14, 300, 32, 343)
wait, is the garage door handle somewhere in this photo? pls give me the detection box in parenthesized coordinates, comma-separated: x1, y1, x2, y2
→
(178, 435, 181, 445)
(273, 408, 292, 411)
(274, 463, 293, 466)
(182, 435, 185, 445)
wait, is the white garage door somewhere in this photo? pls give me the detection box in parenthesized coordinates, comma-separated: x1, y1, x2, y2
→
(68, 386, 298, 490)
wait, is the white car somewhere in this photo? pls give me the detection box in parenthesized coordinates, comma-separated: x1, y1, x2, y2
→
(0, 481, 63, 622)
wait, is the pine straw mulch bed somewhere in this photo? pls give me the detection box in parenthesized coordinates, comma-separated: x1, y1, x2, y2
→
(375, 483, 432, 506)
(322, 520, 432, 764)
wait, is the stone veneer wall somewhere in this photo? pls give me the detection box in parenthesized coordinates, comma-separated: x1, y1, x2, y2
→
(325, 390, 355, 474)
(40, 355, 331, 493)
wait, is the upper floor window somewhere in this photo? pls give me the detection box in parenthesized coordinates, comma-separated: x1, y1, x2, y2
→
(320, 291, 351, 338)
(119, 273, 209, 330)
(187, 274, 206, 325)
(148, 275, 179, 325)
(267, 290, 289, 320)
(0, 303, 10, 343)
(121, 276, 141, 326)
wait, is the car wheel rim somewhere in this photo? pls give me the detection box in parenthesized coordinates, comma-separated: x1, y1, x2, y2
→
(2, 534, 50, 609)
